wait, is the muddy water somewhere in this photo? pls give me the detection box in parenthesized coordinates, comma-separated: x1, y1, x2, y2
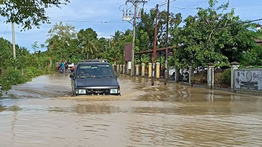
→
(1, 73, 262, 147)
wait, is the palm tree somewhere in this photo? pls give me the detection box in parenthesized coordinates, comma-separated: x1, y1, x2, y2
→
(77, 28, 98, 59)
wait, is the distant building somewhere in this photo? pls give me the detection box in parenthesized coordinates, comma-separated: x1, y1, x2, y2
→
(255, 39, 262, 46)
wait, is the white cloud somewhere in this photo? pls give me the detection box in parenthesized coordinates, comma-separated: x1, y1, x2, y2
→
(1, 0, 262, 52)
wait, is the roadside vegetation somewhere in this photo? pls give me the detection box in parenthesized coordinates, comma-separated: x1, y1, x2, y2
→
(0, 38, 52, 92)
(1, 0, 262, 94)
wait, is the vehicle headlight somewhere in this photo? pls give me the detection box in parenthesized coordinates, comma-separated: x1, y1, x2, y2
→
(110, 89, 118, 94)
(76, 89, 86, 94)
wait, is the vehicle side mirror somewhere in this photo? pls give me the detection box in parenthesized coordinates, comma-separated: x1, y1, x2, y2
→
(69, 74, 74, 79)
(115, 74, 119, 78)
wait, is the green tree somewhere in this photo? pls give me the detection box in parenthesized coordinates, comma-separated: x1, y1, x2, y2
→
(77, 28, 98, 59)
(96, 37, 108, 59)
(0, 38, 13, 69)
(45, 22, 77, 69)
(172, 0, 259, 68)
(241, 44, 262, 66)
(0, 37, 52, 93)
(137, 9, 156, 48)
(32, 41, 39, 53)
(0, 0, 70, 30)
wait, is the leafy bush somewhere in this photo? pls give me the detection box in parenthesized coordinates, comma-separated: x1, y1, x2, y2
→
(221, 69, 231, 84)
(24, 67, 42, 79)
(192, 71, 207, 84)
(0, 68, 27, 91)
(0, 66, 52, 94)
(192, 69, 231, 86)
(215, 69, 231, 85)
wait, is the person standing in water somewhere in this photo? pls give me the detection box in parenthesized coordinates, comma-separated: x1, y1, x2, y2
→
(56, 61, 60, 72)
(61, 61, 65, 72)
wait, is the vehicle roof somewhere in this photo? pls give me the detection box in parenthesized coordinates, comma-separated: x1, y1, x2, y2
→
(77, 62, 110, 65)
(80, 59, 107, 62)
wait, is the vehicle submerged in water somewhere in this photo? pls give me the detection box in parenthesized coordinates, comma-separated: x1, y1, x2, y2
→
(69, 60, 121, 96)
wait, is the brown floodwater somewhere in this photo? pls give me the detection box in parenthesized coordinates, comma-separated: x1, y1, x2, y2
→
(1, 73, 262, 147)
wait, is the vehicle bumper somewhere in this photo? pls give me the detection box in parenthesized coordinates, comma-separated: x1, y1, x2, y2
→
(75, 86, 121, 95)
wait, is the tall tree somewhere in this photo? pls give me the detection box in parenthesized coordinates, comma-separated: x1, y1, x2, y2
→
(96, 37, 108, 59)
(0, 0, 70, 30)
(137, 9, 156, 48)
(45, 22, 77, 66)
(172, 0, 259, 68)
(77, 28, 98, 59)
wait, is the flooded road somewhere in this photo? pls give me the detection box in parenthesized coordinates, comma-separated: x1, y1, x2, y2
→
(1, 73, 262, 147)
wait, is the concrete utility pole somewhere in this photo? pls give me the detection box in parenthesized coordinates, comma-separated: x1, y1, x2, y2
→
(123, 0, 148, 76)
(164, 0, 170, 85)
(152, 4, 158, 86)
(131, 1, 137, 76)
(12, 22, 16, 59)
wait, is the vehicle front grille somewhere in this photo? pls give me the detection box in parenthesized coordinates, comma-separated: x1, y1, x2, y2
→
(86, 89, 111, 95)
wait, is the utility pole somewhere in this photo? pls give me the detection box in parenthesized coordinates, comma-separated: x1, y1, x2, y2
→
(12, 22, 16, 59)
(123, 0, 148, 76)
(152, 4, 158, 86)
(131, 1, 137, 76)
(164, 0, 170, 85)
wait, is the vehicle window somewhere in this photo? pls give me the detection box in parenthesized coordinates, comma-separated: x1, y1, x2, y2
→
(76, 64, 114, 79)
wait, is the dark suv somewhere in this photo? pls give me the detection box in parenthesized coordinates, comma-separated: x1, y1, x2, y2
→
(69, 61, 121, 96)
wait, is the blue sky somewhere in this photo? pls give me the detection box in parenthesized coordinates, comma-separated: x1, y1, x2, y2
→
(0, 0, 262, 53)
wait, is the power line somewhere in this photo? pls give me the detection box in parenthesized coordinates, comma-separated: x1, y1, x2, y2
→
(159, 0, 167, 7)
(159, 0, 176, 7)
(49, 20, 126, 23)
(171, 3, 262, 10)
(231, 4, 262, 8)
(2, 24, 9, 38)
(171, 6, 197, 9)
(170, 0, 207, 10)
(248, 18, 262, 23)
(120, 24, 130, 32)
(105, 24, 129, 38)
(188, 0, 207, 7)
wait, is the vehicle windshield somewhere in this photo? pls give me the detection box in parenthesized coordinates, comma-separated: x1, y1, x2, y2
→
(76, 64, 115, 79)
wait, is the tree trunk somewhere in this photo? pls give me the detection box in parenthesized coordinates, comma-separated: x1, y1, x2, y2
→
(0, 68, 2, 80)
(49, 57, 53, 71)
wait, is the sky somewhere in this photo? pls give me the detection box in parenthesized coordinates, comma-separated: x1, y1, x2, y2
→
(0, 0, 262, 53)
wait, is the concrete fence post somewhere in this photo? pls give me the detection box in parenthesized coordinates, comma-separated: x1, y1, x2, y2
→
(175, 68, 179, 83)
(231, 62, 239, 90)
(207, 63, 215, 89)
(189, 66, 194, 85)
(136, 64, 139, 76)
(126, 64, 129, 75)
(148, 63, 152, 78)
(117, 64, 120, 73)
(119, 64, 123, 73)
(112, 64, 116, 72)
(123, 64, 126, 74)
(156, 62, 160, 79)
(141, 63, 145, 77)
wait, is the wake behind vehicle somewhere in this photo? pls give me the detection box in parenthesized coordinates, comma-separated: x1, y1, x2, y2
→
(69, 61, 121, 96)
